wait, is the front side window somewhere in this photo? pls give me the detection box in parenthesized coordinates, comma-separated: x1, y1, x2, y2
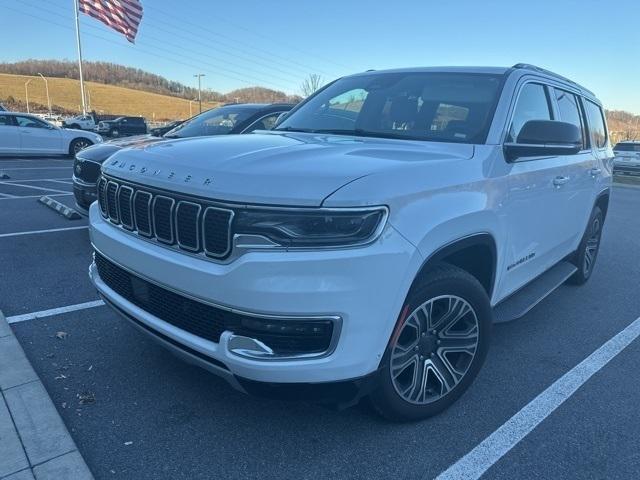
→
(276, 72, 504, 144)
(554, 89, 585, 148)
(15, 116, 49, 129)
(165, 106, 259, 138)
(584, 100, 607, 148)
(507, 83, 552, 142)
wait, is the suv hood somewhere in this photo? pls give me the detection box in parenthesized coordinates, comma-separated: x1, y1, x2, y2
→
(103, 132, 474, 206)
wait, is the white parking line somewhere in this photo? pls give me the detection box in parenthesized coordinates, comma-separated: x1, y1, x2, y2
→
(435, 316, 640, 480)
(6, 300, 105, 324)
(0, 193, 73, 201)
(0, 181, 70, 194)
(1, 177, 72, 183)
(0, 192, 18, 198)
(0, 166, 71, 171)
(0, 226, 88, 238)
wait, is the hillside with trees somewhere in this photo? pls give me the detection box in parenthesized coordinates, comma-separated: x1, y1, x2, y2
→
(0, 59, 301, 104)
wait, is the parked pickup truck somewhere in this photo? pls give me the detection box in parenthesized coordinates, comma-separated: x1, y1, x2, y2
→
(89, 64, 612, 421)
(95, 116, 147, 137)
(62, 114, 96, 131)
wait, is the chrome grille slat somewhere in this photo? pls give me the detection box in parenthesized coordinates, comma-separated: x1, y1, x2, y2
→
(176, 201, 201, 252)
(133, 191, 153, 237)
(118, 186, 134, 230)
(153, 196, 175, 244)
(98, 176, 233, 259)
(106, 181, 119, 223)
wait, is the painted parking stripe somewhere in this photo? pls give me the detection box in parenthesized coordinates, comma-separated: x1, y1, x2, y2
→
(0, 193, 73, 201)
(0, 181, 70, 194)
(0, 225, 88, 238)
(434, 316, 640, 480)
(6, 300, 105, 324)
(0, 167, 71, 171)
(2, 177, 72, 183)
(0, 192, 18, 198)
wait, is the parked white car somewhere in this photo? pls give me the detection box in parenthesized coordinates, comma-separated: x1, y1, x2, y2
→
(613, 140, 640, 176)
(0, 112, 102, 156)
(89, 64, 612, 421)
(62, 114, 97, 131)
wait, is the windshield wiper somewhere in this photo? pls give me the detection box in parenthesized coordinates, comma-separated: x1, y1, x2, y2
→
(310, 129, 427, 141)
(273, 126, 316, 133)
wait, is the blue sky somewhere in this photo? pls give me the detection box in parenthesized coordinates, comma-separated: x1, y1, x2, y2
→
(2, 0, 639, 113)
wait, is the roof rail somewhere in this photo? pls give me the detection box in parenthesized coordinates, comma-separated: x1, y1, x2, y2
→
(512, 63, 594, 96)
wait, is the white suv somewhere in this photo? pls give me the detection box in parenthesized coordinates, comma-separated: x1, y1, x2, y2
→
(89, 64, 612, 421)
(613, 140, 640, 176)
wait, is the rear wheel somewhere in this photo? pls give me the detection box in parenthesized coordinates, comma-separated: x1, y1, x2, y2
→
(370, 264, 492, 421)
(69, 138, 93, 156)
(567, 206, 603, 285)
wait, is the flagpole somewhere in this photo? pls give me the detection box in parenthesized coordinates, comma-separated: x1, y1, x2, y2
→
(73, 0, 87, 115)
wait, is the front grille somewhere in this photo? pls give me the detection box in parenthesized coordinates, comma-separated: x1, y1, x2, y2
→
(95, 252, 333, 354)
(98, 176, 232, 258)
(74, 157, 102, 183)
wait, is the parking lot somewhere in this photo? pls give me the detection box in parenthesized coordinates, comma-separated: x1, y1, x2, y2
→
(2, 156, 640, 480)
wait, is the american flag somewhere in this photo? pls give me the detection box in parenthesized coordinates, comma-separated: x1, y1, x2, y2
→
(78, 0, 143, 43)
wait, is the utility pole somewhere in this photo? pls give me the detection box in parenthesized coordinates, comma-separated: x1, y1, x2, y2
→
(24, 79, 32, 113)
(37, 73, 52, 116)
(194, 74, 205, 113)
(73, 0, 87, 114)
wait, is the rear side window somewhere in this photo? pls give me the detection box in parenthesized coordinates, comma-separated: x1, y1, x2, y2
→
(507, 83, 552, 142)
(554, 89, 585, 149)
(584, 101, 607, 148)
(0, 115, 14, 126)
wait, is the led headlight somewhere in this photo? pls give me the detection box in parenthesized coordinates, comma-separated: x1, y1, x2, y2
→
(233, 207, 387, 248)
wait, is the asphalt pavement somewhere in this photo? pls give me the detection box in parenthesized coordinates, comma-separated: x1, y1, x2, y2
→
(2, 156, 640, 480)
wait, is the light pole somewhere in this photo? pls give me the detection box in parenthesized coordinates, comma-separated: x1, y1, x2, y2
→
(24, 79, 32, 113)
(194, 74, 205, 113)
(37, 73, 51, 116)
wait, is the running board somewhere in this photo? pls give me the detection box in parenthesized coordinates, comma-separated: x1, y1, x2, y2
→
(493, 261, 577, 324)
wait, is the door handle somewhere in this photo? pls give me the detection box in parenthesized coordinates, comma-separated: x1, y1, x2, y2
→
(590, 168, 602, 177)
(553, 176, 570, 187)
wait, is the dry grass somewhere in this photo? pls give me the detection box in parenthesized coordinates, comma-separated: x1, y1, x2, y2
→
(0, 73, 220, 120)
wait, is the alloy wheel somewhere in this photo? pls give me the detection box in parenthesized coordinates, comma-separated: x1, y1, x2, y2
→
(73, 139, 91, 154)
(390, 295, 479, 405)
(583, 216, 601, 275)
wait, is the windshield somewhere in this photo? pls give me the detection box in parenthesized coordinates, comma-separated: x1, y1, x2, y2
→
(614, 143, 640, 152)
(276, 72, 504, 144)
(165, 106, 259, 138)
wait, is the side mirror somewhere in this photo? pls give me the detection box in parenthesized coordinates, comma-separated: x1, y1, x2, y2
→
(504, 120, 582, 161)
(274, 112, 289, 127)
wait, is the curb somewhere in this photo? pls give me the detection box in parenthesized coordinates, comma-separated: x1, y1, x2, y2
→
(38, 197, 82, 220)
(0, 310, 94, 480)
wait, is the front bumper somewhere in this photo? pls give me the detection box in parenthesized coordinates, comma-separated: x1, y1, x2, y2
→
(89, 202, 420, 385)
(72, 176, 97, 214)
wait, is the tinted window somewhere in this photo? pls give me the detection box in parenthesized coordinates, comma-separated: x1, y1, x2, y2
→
(555, 89, 585, 148)
(0, 115, 14, 126)
(165, 106, 259, 138)
(15, 116, 49, 128)
(614, 143, 640, 152)
(585, 101, 607, 148)
(508, 83, 552, 142)
(276, 72, 504, 144)
(244, 112, 283, 133)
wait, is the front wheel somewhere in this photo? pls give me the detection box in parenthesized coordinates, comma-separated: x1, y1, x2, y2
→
(567, 206, 603, 285)
(370, 264, 492, 422)
(69, 138, 93, 156)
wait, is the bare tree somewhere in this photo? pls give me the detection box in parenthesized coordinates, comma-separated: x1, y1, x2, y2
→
(300, 74, 323, 97)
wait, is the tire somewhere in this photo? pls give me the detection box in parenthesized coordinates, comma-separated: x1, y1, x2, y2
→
(369, 264, 492, 422)
(69, 138, 93, 157)
(567, 206, 603, 285)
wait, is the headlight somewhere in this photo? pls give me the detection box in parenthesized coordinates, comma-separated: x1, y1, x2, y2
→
(233, 207, 387, 248)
